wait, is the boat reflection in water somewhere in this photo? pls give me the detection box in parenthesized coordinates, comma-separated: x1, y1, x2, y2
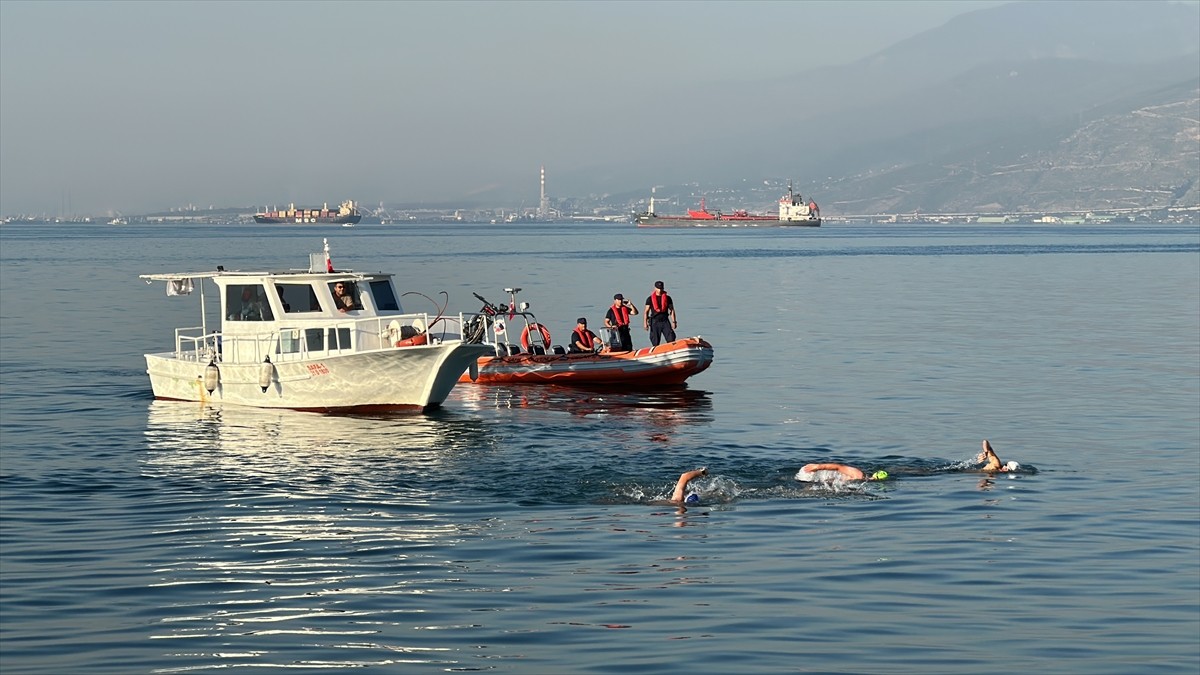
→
(456, 383, 711, 415)
(141, 400, 491, 487)
(139, 401, 504, 667)
(454, 383, 713, 441)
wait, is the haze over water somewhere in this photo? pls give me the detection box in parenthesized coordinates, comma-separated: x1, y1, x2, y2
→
(1, 222, 1197, 673)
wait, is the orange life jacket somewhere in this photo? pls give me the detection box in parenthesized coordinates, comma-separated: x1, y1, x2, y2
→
(650, 292, 671, 316)
(609, 303, 630, 326)
(573, 328, 596, 349)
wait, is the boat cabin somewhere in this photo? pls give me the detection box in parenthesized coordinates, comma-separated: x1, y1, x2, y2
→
(223, 275, 400, 323)
(217, 271, 415, 360)
(143, 252, 439, 368)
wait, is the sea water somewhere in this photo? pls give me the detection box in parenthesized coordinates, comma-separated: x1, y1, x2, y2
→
(1, 222, 1197, 674)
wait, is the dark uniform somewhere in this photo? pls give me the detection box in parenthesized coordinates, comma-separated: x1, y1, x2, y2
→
(568, 318, 600, 353)
(605, 294, 636, 351)
(644, 281, 676, 347)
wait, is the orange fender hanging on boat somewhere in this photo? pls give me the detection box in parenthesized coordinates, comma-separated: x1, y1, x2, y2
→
(520, 323, 552, 351)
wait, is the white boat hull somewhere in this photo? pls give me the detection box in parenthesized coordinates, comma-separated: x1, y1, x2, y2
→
(147, 342, 490, 411)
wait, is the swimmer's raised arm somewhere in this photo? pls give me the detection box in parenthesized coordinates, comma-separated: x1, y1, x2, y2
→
(671, 468, 708, 503)
(979, 440, 1004, 472)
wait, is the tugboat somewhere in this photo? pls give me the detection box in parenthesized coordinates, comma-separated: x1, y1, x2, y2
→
(254, 200, 362, 225)
(777, 182, 821, 226)
(635, 183, 820, 227)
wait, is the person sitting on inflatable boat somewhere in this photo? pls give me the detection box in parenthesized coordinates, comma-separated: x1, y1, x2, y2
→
(568, 317, 602, 353)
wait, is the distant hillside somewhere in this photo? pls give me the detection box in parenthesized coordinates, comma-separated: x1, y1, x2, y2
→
(568, 0, 1200, 216)
(814, 67, 1200, 215)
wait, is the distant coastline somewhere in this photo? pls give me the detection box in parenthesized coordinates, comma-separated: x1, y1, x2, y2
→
(4, 205, 1196, 226)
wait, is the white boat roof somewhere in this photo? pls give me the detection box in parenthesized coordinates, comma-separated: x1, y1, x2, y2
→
(140, 268, 385, 283)
(141, 239, 385, 285)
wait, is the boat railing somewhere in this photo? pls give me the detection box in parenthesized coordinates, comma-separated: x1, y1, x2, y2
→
(170, 312, 470, 364)
(172, 326, 221, 363)
(458, 310, 637, 356)
(460, 310, 560, 354)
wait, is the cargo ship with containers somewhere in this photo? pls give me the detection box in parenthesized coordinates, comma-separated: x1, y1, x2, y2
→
(254, 200, 362, 225)
(635, 183, 821, 228)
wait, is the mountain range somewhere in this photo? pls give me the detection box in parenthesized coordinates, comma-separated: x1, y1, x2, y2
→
(559, 0, 1200, 216)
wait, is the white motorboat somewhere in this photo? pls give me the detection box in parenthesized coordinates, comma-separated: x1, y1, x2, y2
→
(139, 239, 492, 412)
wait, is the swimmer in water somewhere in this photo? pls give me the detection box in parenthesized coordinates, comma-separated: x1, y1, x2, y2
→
(797, 463, 889, 482)
(978, 439, 1020, 472)
(671, 467, 708, 504)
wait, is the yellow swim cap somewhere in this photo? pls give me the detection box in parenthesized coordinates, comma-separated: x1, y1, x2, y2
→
(871, 470, 889, 481)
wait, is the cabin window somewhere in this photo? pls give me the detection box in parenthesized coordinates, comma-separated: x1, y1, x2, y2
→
(329, 281, 362, 311)
(226, 284, 275, 322)
(328, 327, 352, 350)
(369, 280, 400, 311)
(275, 283, 321, 313)
(305, 328, 324, 351)
(278, 329, 301, 354)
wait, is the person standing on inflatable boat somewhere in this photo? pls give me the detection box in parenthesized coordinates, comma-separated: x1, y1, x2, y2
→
(604, 293, 639, 352)
(644, 280, 677, 347)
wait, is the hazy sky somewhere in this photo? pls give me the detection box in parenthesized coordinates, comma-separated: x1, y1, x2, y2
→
(0, 0, 1008, 216)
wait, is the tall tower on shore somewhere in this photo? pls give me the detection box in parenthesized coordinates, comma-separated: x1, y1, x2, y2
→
(538, 165, 549, 220)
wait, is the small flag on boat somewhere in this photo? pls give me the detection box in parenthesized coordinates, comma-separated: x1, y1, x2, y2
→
(166, 278, 194, 296)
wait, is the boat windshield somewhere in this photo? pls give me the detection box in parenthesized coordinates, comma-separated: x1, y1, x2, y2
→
(275, 283, 321, 314)
(369, 279, 400, 311)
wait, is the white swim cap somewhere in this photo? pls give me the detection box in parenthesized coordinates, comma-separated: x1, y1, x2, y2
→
(1006, 461, 1020, 471)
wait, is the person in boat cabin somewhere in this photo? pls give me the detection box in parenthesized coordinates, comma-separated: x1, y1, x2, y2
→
(604, 293, 639, 352)
(568, 317, 602, 353)
(332, 281, 360, 313)
(276, 285, 291, 313)
(234, 285, 270, 321)
(643, 280, 677, 347)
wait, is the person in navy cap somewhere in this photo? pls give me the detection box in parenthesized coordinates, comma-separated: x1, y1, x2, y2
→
(604, 293, 639, 352)
(568, 317, 602, 353)
(643, 280, 677, 346)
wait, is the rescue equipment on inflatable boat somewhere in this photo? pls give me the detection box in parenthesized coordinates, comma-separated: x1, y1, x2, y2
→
(521, 323, 552, 352)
